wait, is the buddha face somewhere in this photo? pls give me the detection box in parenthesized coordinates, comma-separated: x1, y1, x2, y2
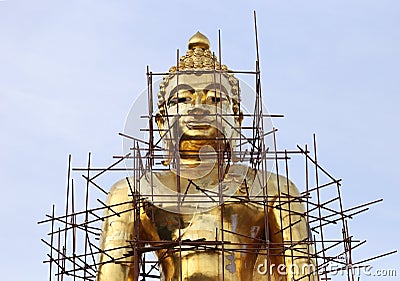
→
(156, 72, 241, 165)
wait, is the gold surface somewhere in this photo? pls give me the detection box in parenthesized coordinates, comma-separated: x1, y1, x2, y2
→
(188, 31, 210, 50)
(96, 32, 317, 281)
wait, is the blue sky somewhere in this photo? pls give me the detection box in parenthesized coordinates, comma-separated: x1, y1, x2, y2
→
(0, 0, 399, 280)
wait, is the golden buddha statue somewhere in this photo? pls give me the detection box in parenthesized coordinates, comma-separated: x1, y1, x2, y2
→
(96, 32, 317, 281)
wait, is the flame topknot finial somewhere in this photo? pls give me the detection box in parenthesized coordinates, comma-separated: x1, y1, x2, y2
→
(188, 31, 210, 50)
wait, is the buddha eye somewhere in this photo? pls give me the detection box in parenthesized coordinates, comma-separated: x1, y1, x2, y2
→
(168, 96, 191, 106)
(206, 90, 228, 104)
(210, 96, 221, 103)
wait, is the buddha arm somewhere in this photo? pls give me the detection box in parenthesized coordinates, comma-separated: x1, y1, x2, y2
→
(268, 176, 318, 281)
(96, 180, 138, 281)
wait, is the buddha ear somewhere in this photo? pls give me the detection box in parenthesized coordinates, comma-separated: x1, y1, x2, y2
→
(155, 111, 165, 136)
(233, 103, 243, 126)
(236, 110, 243, 126)
(231, 107, 243, 163)
(155, 110, 173, 166)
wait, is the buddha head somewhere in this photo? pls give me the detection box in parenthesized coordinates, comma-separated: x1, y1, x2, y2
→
(156, 32, 243, 170)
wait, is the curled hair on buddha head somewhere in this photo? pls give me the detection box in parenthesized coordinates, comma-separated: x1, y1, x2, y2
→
(156, 31, 243, 166)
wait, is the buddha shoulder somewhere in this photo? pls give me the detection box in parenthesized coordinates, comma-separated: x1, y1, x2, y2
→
(106, 177, 135, 204)
(230, 165, 302, 198)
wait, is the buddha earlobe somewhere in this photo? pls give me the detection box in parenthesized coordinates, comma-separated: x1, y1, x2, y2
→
(155, 112, 164, 133)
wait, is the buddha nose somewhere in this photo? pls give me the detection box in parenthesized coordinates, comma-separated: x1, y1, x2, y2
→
(188, 92, 210, 115)
(188, 106, 210, 116)
(188, 91, 210, 116)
